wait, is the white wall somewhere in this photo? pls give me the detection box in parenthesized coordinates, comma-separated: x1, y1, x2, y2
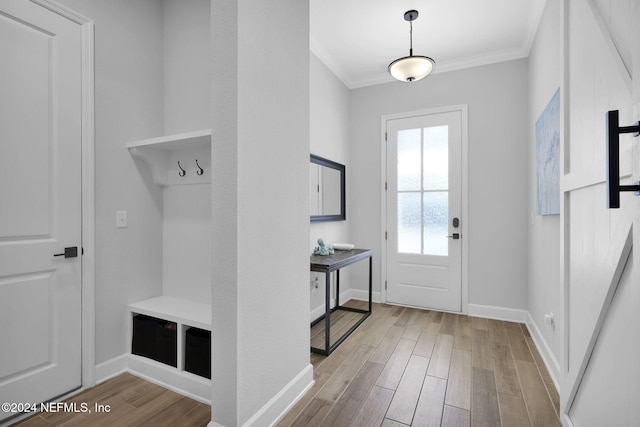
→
(161, 0, 212, 304)
(163, 184, 211, 302)
(211, 1, 312, 425)
(162, 0, 211, 135)
(349, 60, 529, 311)
(309, 52, 351, 314)
(526, 0, 562, 381)
(56, 0, 165, 365)
(310, 53, 350, 249)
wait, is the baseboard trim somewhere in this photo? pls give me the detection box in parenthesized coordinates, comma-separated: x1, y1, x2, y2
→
(243, 363, 314, 427)
(310, 297, 338, 323)
(526, 312, 561, 389)
(127, 355, 211, 404)
(467, 303, 561, 393)
(467, 303, 528, 323)
(310, 289, 381, 322)
(94, 353, 210, 404)
(346, 288, 382, 304)
(95, 354, 127, 384)
(98, 356, 313, 427)
(562, 412, 575, 427)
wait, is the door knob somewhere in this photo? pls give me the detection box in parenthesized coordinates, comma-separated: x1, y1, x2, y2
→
(54, 246, 78, 258)
(446, 233, 460, 240)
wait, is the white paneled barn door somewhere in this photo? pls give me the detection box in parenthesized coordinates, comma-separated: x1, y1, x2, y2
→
(0, 1, 91, 423)
(562, 0, 640, 424)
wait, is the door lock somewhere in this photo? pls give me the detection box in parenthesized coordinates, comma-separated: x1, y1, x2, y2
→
(54, 246, 78, 258)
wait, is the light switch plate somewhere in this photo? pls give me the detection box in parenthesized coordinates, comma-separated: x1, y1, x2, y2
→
(116, 210, 128, 228)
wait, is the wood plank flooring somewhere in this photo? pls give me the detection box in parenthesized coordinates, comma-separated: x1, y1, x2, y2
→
(12, 373, 210, 427)
(12, 302, 560, 427)
(280, 301, 561, 427)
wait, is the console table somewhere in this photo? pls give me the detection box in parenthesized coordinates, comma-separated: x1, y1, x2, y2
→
(310, 249, 373, 355)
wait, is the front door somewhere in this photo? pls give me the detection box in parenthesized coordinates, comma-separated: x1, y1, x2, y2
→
(386, 109, 463, 312)
(0, 0, 83, 421)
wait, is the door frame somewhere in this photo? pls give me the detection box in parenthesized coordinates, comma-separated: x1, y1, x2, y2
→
(380, 105, 469, 313)
(32, 0, 96, 390)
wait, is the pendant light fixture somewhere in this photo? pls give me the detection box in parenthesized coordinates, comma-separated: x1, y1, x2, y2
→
(388, 10, 435, 82)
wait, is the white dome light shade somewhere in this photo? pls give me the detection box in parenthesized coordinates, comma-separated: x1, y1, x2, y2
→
(388, 9, 435, 83)
(388, 55, 435, 82)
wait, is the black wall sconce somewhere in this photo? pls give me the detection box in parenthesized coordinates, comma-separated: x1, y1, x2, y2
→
(606, 110, 640, 208)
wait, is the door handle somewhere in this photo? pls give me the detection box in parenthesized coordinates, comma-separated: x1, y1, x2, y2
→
(606, 110, 640, 208)
(54, 246, 78, 258)
(446, 233, 460, 240)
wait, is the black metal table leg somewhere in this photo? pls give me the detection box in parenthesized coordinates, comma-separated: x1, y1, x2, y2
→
(336, 269, 340, 307)
(324, 270, 330, 354)
(368, 256, 372, 313)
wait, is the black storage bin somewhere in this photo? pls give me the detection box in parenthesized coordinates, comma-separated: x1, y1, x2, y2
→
(185, 327, 211, 379)
(132, 314, 177, 367)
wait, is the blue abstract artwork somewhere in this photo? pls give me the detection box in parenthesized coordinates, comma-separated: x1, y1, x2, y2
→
(536, 88, 560, 215)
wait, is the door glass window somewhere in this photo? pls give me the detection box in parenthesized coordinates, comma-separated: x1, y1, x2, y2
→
(397, 125, 449, 256)
(397, 129, 421, 191)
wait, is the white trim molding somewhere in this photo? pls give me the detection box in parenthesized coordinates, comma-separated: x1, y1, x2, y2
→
(80, 15, 96, 392)
(526, 312, 561, 389)
(244, 364, 314, 427)
(29, 0, 97, 393)
(97, 355, 314, 427)
(466, 303, 529, 323)
(469, 304, 562, 396)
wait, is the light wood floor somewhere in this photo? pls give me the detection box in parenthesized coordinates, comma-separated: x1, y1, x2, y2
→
(13, 302, 560, 427)
(280, 301, 561, 427)
(13, 373, 210, 427)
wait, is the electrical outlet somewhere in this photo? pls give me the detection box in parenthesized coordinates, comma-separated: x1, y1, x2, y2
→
(310, 275, 320, 290)
(544, 312, 555, 330)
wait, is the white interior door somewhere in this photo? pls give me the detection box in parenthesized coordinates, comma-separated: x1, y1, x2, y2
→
(562, 0, 640, 423)
(0, 0, 83, 421)
(386, 110, 462, 312)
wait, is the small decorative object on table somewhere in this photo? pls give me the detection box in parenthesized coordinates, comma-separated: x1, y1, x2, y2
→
(332, 243, 354, 251)
(313, 238, 334, 256)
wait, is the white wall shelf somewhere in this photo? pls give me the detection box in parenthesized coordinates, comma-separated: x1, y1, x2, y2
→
(129, 295, 211, 331)
(127, 129, 211, 186)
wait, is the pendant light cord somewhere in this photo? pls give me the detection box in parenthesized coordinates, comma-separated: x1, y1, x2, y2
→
(409, 20, 413, 56)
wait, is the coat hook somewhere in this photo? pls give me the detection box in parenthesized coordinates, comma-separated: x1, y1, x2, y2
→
(195, 159, 204, 175)
(177, 161, 186, 177)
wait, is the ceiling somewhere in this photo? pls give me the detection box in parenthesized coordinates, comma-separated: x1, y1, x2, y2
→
(310, 0, 546, 89)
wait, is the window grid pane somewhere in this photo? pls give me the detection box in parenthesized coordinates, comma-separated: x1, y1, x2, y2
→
(397, 126, 449, 255)
(423, 191, 448, 256)
(398, 192, 422, 254)
(397, 128, 422, 191)
(423, 125, 449, 191)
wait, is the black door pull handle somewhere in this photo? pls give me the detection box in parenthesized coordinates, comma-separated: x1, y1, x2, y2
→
(54, 247, 78, 258)
(606, 110, 640, 208)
